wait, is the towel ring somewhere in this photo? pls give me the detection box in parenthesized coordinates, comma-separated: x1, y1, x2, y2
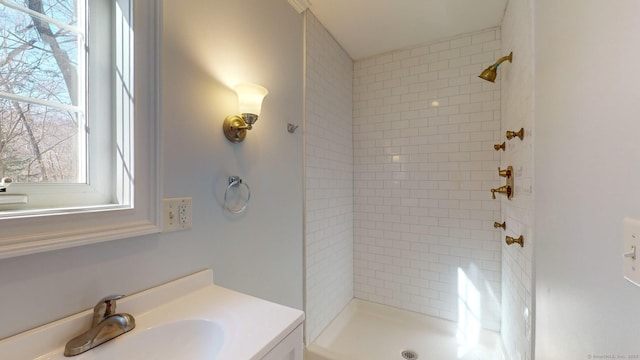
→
(224, 176, 251, 214)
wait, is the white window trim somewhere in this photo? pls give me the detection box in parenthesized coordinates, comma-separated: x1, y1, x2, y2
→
(0, 0, 162, 259)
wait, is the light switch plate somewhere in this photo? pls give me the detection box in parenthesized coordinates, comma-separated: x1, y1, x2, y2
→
(623, 218, 640, 287)
(162, 197, 192, 232)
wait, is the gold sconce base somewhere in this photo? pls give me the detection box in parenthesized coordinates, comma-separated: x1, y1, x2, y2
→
(223, 115, 247, 143)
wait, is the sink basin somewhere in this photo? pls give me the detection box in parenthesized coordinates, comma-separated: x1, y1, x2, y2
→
(122, 320, 224, 359)
(41, 320, 225, 360)
(1, 270, 304, 360)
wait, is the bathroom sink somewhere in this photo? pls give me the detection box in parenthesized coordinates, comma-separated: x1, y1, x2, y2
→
(43, 320, 225, 360)
(1, 270, 304, 360)
(124, 320, 224, 359)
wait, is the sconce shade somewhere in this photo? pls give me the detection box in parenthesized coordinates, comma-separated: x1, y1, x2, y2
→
(223, 83, 269, 143)
(235, 83, 269, 117)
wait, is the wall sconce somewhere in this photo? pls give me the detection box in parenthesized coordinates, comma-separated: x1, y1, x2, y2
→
(478, 52, 513, 83)
(223, 83, 269, 143)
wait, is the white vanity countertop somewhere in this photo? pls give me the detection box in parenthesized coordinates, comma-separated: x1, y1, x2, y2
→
(0, 270, 305, 360)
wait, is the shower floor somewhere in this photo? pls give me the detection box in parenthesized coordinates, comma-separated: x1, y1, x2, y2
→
(305, 299, 504, 360)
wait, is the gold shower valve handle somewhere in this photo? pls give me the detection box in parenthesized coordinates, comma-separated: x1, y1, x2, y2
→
(494, 221, 506, 230)
(506, 128, 525, 141)
(498, 166, 512, 178)
(506, 235, 524, 247)
(494, 142, 506, 151)
(490, 185, 512, 199)
(492, 165, 514, 199)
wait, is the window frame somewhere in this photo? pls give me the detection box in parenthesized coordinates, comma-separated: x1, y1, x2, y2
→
(0, 0, 162, 259)
(0, 0, 128, 210)
(0, 0, 91, 196)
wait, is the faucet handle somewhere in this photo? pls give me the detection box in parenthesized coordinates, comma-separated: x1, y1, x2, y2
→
(494, 221, 506, 230)
(498, 166, 512, 178)
(92, 295, 125, 327)
(506, 128, 525, 141)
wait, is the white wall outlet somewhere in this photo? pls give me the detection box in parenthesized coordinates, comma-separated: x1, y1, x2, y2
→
(623, 218, 640, 287)
(162, 197, 192, 232)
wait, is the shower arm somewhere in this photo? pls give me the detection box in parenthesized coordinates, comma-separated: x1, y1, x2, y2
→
(492, 53, 513, 68)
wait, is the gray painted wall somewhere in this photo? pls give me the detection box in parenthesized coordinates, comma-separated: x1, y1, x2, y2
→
(0, 0, 304, 340)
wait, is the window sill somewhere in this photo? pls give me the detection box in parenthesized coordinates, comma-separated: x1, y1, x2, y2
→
(0, 214, 160, 259)
(0, 195, 28, 206)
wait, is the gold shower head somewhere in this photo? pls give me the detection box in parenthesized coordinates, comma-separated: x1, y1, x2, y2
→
(478, 52, 513, 83)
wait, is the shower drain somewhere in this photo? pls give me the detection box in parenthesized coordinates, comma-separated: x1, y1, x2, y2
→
(401, 350, 418, 360)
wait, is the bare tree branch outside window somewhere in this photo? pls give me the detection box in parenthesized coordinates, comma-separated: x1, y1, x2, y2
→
(0, 0, 82, 183)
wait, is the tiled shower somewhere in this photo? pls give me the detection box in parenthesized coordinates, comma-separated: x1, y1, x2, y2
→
(305, 2, 534, 358)
(352, 27, 502, 331)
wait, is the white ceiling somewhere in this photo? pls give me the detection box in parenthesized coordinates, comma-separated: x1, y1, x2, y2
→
(305, 0, 508, 60)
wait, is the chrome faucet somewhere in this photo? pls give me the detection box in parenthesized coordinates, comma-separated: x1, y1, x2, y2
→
(64, 295, 136, 357)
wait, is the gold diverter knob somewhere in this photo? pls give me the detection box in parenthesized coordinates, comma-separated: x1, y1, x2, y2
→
(505, 235, 524, 247)
(506, 128, 525, 141)
(498, 166, 512, 178)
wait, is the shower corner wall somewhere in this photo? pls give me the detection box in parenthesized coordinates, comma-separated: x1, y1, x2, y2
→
(303, 11, 355, 345)
(500, 0, 535, 359)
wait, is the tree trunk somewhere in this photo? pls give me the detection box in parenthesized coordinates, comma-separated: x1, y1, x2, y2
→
(27, 0, 78, 105)
(11, 101, 48, 181)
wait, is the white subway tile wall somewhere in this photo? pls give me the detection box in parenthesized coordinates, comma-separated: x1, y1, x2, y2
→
(501, 1, 534, 359)
(304, 12, 354, 344)
(353, 28, 503, 331)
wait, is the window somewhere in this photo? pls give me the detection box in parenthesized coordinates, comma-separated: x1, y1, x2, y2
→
(0, 0, 133, 212)
(0, 0, 161, 258)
